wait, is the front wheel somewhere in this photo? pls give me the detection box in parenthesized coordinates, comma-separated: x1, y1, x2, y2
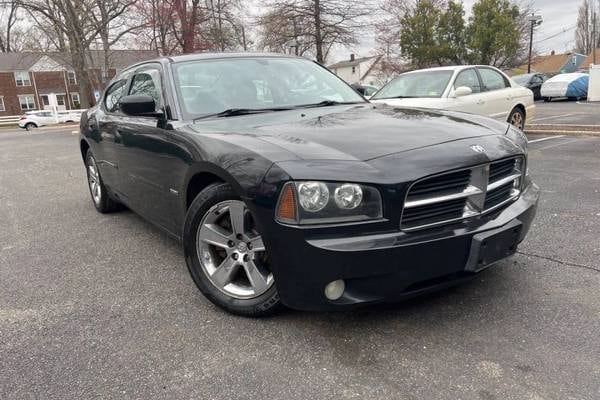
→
(183, 183, 282, 317)
(508, 108, 525, 131)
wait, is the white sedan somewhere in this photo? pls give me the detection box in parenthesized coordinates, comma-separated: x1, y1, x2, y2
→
(18, 110, 83, 131)
(370, 66, 535, 130)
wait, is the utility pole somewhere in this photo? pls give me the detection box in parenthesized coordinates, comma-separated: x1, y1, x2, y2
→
(527, 14, 543, 74)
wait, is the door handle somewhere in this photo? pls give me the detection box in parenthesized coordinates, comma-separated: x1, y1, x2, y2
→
(476, 100, 485, 105)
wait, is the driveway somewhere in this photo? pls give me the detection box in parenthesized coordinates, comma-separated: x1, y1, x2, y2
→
(1, 129, 599, 399)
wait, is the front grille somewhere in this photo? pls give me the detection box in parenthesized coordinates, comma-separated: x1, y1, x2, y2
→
(401, 156, 524, 231)
(409, 169, 471, 197)
(489, 158, 517, 181)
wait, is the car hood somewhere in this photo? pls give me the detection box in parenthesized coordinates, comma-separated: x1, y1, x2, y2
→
(370, 97, 449, 109)
(187, 104, 509, 162)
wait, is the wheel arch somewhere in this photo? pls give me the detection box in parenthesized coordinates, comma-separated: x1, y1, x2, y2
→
(80, 138, 90, 161)
(183, 163, 248, 210)
(511, 103, 526, 118)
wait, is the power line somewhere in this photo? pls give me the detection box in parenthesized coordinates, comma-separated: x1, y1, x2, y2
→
(533, 25, 576, 44)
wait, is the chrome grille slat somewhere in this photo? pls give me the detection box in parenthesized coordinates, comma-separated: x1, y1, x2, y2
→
(401, 156, 524, 231)
(404, 185, 482, 208)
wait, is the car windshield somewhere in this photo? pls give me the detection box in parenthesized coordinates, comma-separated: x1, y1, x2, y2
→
(172, 57, 365, 119)
(372, 70, 454, 100)
(512, 74, 533, 85)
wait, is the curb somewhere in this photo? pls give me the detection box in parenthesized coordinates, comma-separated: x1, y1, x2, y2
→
(525, 129, 600, 137)
(525, 124, 600, 137)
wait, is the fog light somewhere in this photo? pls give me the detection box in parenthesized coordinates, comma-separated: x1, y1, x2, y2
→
(324, 279, 345, 300)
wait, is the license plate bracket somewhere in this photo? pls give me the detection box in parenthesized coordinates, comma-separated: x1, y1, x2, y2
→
(465, 220, 522, 272)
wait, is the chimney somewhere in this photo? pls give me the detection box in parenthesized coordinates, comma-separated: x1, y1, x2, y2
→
(350, 54, 355, 61)
(551, 50, 555, 55)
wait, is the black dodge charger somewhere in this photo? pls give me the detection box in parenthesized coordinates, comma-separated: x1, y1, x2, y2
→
(79, 53, 539, 316)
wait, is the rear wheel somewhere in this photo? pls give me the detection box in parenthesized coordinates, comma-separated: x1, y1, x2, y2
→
(24, 123, 36, 131)
(542, 97, 551, 102)
(183, 183, 282, 317)
(85, 150, 119, 213)
(508, 107, 525, 130)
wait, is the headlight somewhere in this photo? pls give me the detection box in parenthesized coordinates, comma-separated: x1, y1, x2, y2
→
(275, 181, 383, 225)
(505, 124, 528, 153)
(297, 181, 329, 212)
(506, 124, 529, 176)
(334, 184, 363, 209)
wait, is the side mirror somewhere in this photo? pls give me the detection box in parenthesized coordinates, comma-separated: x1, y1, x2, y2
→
(453, 86, 473, 98)
(119, 95, 159, 116)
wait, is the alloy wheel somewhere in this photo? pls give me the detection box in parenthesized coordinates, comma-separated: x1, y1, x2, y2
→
(196, 200, 274, 299)
(87, 158, 102, 205)
(510, 112, 524, 130)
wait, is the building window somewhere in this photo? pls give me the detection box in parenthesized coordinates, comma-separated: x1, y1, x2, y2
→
(71, 93, 81, 108)
(0, 97, 5, 112)
(56, 94, 66, 106)
(41, 95, 50, 106)
(14, 71, 31, 86)
(18, 95, 36, 111)
(67, 71, 77, 85)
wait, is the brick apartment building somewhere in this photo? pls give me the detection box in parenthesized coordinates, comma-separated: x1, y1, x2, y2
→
(0, 50, 156, 116)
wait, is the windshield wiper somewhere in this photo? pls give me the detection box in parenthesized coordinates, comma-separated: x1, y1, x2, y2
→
(194, 107, 292, 121)
(376, 96, 417, 100)
(295, 100, 364, 109)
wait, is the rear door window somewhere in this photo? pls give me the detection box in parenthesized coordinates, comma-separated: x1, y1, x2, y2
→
(478, 68, 509, 91)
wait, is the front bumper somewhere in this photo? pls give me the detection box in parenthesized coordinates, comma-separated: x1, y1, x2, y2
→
(262, 181, 540, 311)
(525, 104, 536, 124)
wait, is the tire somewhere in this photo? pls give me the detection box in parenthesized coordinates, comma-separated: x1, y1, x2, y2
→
(85, 150, 119, 213)
(543, 97, 551, 102)
(183, 183, 282, 317)
(24, 123, 36, 131)
(508, 107, 525, 131)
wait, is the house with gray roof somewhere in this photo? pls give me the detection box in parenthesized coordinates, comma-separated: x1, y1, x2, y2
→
(0, 50, 156, 116)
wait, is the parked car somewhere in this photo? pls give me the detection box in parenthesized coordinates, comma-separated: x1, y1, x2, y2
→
(370, 66, 535, 130)
(18, 110, 58, 130)
(512, 73, 547, 100)
(58, 110, 84, 123)
(540, 73, 589, 102)
(80, 53, 539, 316)
(19, 109, 83, 131)
(350, 83, 379, 98)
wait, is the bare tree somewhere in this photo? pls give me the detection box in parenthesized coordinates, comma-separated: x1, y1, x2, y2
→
(91, 0, 140, 85)
(0, 0, 19, 52)
(19, 0, 135, 107)
(257, 0, 373, 64)
(133, 0, 249, 54)
(575, 0, 599, 55)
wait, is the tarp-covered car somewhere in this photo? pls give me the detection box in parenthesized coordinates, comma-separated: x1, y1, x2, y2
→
(540, 73, 589, 101)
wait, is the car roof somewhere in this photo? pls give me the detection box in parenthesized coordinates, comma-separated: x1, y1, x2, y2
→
(122, 52, 305, 72)
(402, 65, 501, 74)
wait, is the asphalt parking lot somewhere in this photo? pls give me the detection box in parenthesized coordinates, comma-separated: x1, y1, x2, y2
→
(530, 100, 600, 126)
(1, 127, 599, 399)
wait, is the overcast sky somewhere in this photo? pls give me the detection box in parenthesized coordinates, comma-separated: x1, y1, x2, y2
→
(323, 0, 586, 63)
